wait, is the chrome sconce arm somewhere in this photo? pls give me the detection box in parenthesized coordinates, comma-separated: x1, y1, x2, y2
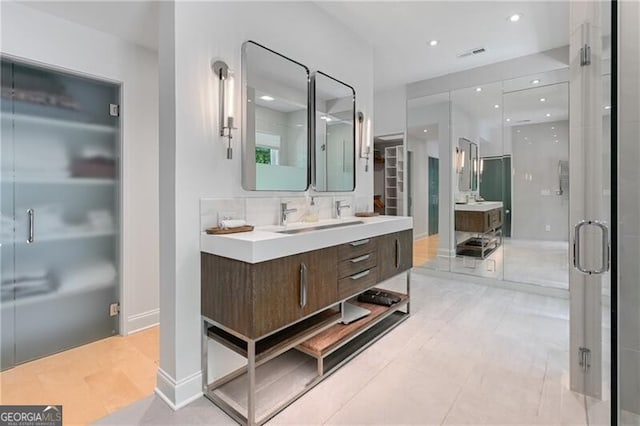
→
(357, 111, 371, 172)
(212, 60, 236, 159)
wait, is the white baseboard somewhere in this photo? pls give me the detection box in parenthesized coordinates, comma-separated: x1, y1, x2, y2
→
(414, 232, 428, 240)
(414, 267, 570, 299)
(126, 308, 159, 335)
(155, 368, 203, 410)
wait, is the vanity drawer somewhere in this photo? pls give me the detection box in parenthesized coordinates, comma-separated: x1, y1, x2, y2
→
(338, 237, 378, 260)
(338, 251, 377, 279)
(338, 267, 377, 300)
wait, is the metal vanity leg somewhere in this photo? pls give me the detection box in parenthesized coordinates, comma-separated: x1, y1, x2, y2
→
(406, 269, 411, 314)
(247, 339, 256, 426)
(202, 319, 209, 393)
(317, 356, 324, 377)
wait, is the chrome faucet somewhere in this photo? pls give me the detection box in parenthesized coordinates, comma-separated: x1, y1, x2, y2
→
(334, 200, 351, 219)
(280, 202, 298, 226)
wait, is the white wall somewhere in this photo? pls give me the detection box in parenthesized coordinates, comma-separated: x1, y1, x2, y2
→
(511, 120, 569, 241)
(0, 1, 160, 335)
(374, 85, 405, 136)
(157, 1, 374, 408)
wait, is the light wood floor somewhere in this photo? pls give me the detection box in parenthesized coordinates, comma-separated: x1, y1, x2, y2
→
(0, 326, 159, 426)
(413, 234, 439, 267)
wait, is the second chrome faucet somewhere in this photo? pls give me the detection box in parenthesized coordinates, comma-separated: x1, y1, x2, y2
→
(280, 202, 298, 226)
(334, 200, 350, 219)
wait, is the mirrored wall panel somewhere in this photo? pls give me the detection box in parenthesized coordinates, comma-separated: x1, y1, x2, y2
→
(406, 92, 451, 272)
(241, 41, 310, 191)
(502, 80, 569, 289)
(313, 71, 355, 192)
(450, 82, 504, 280)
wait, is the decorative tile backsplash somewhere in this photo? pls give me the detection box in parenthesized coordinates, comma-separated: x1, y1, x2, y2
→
(200, 195, 370, 231)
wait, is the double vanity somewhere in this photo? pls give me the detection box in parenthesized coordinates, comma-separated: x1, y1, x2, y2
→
(200, 216, 412, 425)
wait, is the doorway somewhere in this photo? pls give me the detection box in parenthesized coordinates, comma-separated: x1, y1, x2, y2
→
(428, 156, 439, 235)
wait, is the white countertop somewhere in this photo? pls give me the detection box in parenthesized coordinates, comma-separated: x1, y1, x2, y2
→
(454, 201, 503, 212)
(200, 215, 413, 263)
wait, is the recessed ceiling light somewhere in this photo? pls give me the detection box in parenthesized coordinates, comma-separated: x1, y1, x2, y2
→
(539, 97, 547, 102)
(551, 126, 555, 130)
(505, 118, 511, 122)
(429, 40, 439, 47)
(508, 13, 521, 22)
(494, 104, 500, 109)
(554, 139, 559, 143)
(296, 124, 303, 127)
(517, 130, 521, 133)
(325, 117, 332, 122)
(545, 113, 552, 117)
(604, 105, 611, 110)
(475, 87, 482, 92)
(553, 134, 557, 137)
(260, 95, 274, 101)
(531, 79, 541, 84)
(423, 129, 429, 133)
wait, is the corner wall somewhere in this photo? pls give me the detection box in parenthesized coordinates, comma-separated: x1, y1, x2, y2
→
(0, 1, 160, 335)
(157, 1, 374, 407)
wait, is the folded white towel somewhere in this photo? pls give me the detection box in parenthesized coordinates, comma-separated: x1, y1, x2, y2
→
(219, 219, 247, 229)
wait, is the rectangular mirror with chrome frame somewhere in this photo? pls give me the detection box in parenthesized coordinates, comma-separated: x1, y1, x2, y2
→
(241, 41, 310, 191)
(313, 71, 355, 192)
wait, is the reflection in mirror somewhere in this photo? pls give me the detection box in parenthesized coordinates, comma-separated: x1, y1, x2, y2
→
(451, 82, 504, 280)
(502, 79, 569, 289)
(313, 72, 355, 192)
(457, 137, 478, 192)
(242, 41, 310, 191)
(406, 92, 450, 272)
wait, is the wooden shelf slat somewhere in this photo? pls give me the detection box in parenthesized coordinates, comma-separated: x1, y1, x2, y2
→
(207, 308, 341, 363)
(298, 288, 408, 357)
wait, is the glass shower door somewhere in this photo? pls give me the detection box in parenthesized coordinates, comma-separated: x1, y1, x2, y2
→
(568, 1, 612, 421)
(2, 58, 120, 366)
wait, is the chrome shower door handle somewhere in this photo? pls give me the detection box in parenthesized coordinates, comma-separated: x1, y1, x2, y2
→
(27, 208, 34, 244)
(573, 220, 610, 275)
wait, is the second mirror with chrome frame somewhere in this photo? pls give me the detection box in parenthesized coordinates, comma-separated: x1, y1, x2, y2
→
(313, 71, 356, 192)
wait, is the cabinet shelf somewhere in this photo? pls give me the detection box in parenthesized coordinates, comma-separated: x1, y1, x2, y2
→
(207, 308, 340, 366)
(297, 289, 409, 358)
(2, 113, 117, 134)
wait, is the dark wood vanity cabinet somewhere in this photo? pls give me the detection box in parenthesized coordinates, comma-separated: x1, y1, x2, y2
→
(377, 229, 413, 282)
(201, 247, 337, 339)
(455, 208, 503, 233)
(201, 229, 413, 340)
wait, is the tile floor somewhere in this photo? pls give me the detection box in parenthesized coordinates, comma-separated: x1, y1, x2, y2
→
(421, 238, 570, 290)
(0, 326, 159, 426)
(97, 271, 612, 425)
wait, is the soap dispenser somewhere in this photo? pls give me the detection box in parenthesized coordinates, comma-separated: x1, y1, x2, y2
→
(304, 197, 319, 223)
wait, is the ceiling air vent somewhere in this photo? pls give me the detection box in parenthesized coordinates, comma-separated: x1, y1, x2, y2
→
(516, 119, 532, 123)
(457, 47, 487, 58)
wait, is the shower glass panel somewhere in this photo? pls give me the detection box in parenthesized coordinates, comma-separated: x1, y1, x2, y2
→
(502, 80, 570, 289)
(450, 82, 503, 280)
(406, 92, 451, 271)
(1, 58, 120, 369)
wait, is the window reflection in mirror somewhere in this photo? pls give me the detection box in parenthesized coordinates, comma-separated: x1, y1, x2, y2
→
(242, 41, 310, 191)
(313, 72, 355, 192)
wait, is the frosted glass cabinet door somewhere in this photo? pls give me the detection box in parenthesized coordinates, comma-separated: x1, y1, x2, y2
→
(5, 59, 120, 365)
(1, 60, 16, 370)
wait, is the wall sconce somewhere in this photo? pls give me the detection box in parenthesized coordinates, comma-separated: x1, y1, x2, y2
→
(212, 60, 235, 159)
(455, 147, 465, 174)
(357, 111, 371, 172)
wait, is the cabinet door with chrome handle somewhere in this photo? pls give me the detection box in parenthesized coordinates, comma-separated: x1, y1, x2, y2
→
(26, 208, 34, 244)
(299, 263, 308, 308)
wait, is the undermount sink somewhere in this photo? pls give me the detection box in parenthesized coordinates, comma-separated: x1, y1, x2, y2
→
(277, 220, 365, 234)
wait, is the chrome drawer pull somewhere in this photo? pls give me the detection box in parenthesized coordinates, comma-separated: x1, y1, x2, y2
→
(349, 239, 370, 247)
(300, 263, 308, 308)
(27, 208, 34, 243)
(349, 254, 370, 263)
(350, 269, 371, 280)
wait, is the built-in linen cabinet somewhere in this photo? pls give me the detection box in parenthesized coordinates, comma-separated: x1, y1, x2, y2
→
(201, 227, 412, 426)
